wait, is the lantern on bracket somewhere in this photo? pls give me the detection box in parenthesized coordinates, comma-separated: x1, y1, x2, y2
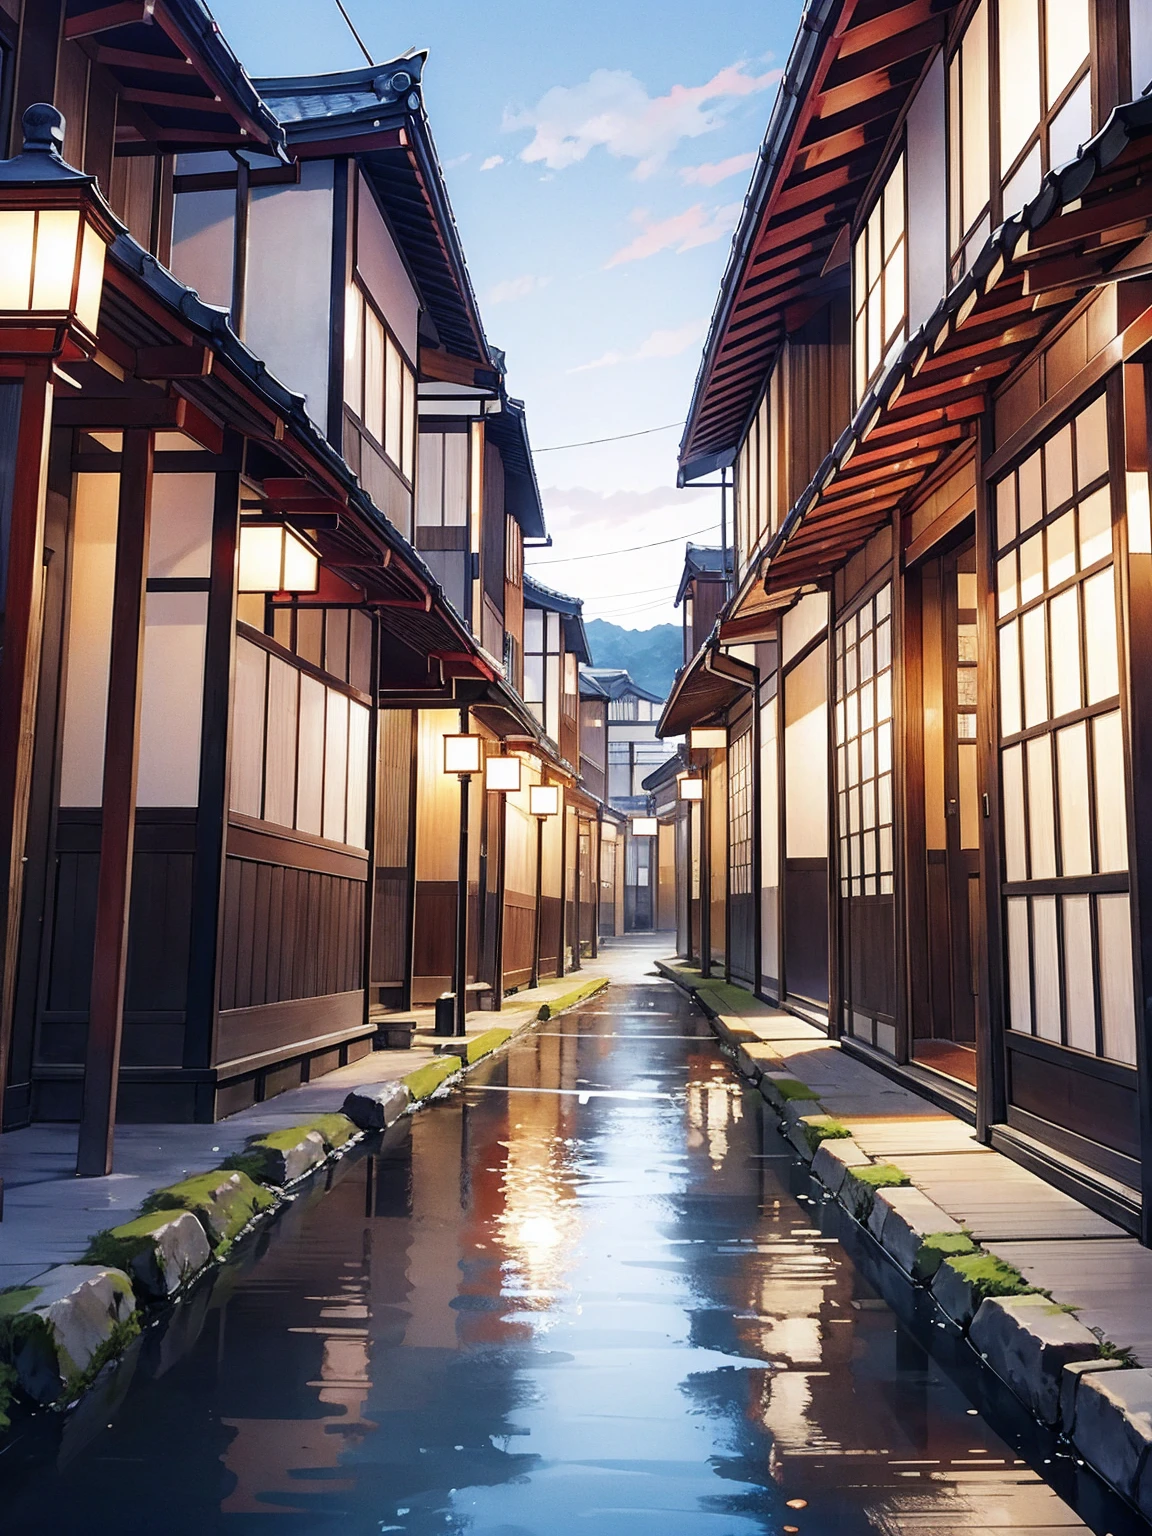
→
(485, 754, 523, 794)
(237, 521, 320, 594)
(443, 732, 482, 778)
(689, 726, 727, 750)
(677, 773, 704, 803)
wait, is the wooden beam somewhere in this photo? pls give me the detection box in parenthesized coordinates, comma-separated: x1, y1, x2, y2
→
(76, 429, 154, 1177)
(0, 366, 53, 1128)
(94, 44, 196, 74)
(119, 85, 236, 115)
(64, 0, 155, 39)
(53, 391, 224, 451)
(135, 343, 212, 378)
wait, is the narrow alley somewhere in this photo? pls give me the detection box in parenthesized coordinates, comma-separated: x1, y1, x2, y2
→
(0, 939, 1135, 1535)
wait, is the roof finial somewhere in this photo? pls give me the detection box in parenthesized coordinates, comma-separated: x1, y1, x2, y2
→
(22, 103, 65, 157)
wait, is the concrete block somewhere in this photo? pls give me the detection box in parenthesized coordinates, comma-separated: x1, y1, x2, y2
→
(810, 1138, 870, 1196)
(1060, 1357, 1128, 1435)
(736, 1042, 781, 1081)
(870, 1186, 964, 1277)
(2, 1265, 136, 1403)
(86, 1210, 211, 1300)
(930, 1252, 1030, 1331)
(969, 1294, 1102, 1425)
(931, 1258, 980, 1329)
(241, 1129, 328, 1186)
(343, 1080, 410, 1132)
(1072, 1367, 1152, 1500)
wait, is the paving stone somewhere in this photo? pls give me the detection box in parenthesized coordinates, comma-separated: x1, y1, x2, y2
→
(969, 1294, 1102, 1425)
(1059, 1357, 1127, 1435)
(810, 1137, 871, 1196)
(4, 1264, 136, 1404)
(343, 1080, 410, 1132)
(1071, 1367, 1152, 1500)
(869, 1185, 963, 1275)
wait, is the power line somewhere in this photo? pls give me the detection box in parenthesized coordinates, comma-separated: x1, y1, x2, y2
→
(534, 421, 684, 452)
(526, 523, 717, 565)
(333, 0, 374, 64)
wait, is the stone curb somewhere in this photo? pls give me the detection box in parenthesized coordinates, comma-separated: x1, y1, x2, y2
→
(1, 1265, 137, 1406)
(535, 975, 609, 1020)
(659, 958, 1152, 1521)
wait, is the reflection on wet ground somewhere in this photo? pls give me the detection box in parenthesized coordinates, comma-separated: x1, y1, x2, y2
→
(0, 942, 1143, 1535)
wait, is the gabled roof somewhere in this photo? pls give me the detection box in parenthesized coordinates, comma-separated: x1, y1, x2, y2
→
(65, 0, 286, 156)
(523, 574, 591, 664)
(582, 668, 663, 706)
(579, 670, 609, 700)
(657, 630, 754, 738)
(674, 543, 726, 606)
(256, 55, 492, 366)
(679, 0, 960, 481)
(485, 396, 546, 539)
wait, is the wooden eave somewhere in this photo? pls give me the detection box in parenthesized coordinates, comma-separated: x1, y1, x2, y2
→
(754, 97, 1152, 601)
(680, 0, 960, 475)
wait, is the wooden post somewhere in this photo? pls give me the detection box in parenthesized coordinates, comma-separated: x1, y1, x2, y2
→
(490, 788, 507, 1010)
(699, 762, 711, 977)
(591, 810, 601, 961)
(76, 429, 154, 1176)
(0, 365, 53, 1124)
(531, 812, 544, 988)
(453, 706, 471, 1037)
(557, 795, 567, 977)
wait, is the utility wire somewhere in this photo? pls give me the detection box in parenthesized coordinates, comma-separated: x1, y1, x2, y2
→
(333, 0, 374, 64)
(534, 421, 684, 452)
(526, 522, 717, 565)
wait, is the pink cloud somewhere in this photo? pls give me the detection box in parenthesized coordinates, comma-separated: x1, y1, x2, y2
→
(680, 151, 757, 187)
(605, 203, 741, 267)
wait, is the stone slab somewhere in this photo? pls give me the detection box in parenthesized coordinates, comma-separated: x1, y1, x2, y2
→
(6, 1264, 136, 1404)
(1071, 1367, 1152, 1502)
(1060, 1357, 1128, 1435)
(343, 1080, 410, 1132)
(869, 1184, 964, 1276)
(809, 1137, 871, 1196)
(986, 1239, 1152, 1366)
(969, 1294, 1103, 1425)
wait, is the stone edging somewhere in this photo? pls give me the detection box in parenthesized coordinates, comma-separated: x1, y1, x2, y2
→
(660, 962, 1152, 1527)
(0, 977, 609, 1431)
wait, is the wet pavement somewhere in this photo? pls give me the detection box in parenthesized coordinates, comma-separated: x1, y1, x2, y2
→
(0, 937, 1144, 1535)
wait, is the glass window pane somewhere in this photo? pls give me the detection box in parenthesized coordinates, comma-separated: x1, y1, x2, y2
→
(1007, 896, 1032, 1033)
(876, 583, 891, 620)
(1047, 0, 1090, 102)
(878, 771, 893, 824)
(999, 0, 1041, 169)
(1002, 139, 1042, 222)
(1079, 486, 1112, 568)
(1019, 449, 1043, 531)
(1056, 721, 1091, 875)
(363, 306, 385, 445)
(523, 653, 544, 703)
(1062, 894, 1096, 1053)
(1021, 604, 1048, 727)
(1049, 586, 1081, 718)
(1093, 710, 1128, 872)
(1000, 619, 1022, 736)
(961, 2, 991, 231)
(1026, 734, 1056, 878)
(878, 720, 892, 773)
(523, 607, 543, 652)
(876, 668, 892, 723)
(1002, 743, 1027, 881)
(997, 552, 1017, 618)
(1075, 396, 1109, 488)
(1032, 895, 1060, 1041)
(997, 475, 1017, 549)
(1044, 426, 1074, 512)
(1020, 530, 1044, 604)
(1083, 568, 1119, 703)
(877, 618, 891, 669)
(1047, 510, 1076, 588)
(384, 333, 403, 464)
(1097, 894, 1137, 1064)
(1048, 73, 1092, 171)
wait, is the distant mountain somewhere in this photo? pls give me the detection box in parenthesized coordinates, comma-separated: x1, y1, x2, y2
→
(584, 619, 682, 700)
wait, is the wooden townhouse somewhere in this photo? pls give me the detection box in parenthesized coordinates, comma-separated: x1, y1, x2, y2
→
(578, 669, 627, 937)
(0, 2, 598, 1168)
(664, 0, 1152, 1240)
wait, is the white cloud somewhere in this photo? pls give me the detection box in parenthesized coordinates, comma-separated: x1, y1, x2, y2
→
(569, 318, 706, 373)
(503, 62, 780, 179)
(486, 273, 551, 306)
(444, 152, 472, 168)
(680, 151, 756, 187)
(605, 202, 740, 267)
(480, 154, 505, 171)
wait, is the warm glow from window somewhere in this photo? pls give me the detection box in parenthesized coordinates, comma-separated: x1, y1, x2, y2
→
(853, 154, 906, 400)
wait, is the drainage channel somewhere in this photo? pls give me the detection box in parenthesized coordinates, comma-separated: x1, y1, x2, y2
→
(0, 975, 1143, 1535)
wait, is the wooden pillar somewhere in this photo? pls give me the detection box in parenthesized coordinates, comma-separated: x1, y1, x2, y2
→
(0, 365, 53, 1121)
(591, 810, 601, 961)
(557, 794, 568, 977)
(76, 429, 154, 1176)
(489, 788, 507, 1009)
(699, 762, 711, 977)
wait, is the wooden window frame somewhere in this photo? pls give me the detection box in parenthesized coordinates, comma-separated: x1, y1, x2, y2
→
(853, 152, 908, 404)
(344, 279, 416, 487)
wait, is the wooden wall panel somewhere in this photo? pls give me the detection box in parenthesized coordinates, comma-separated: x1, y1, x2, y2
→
(1007, 1047, 1140, 1163)
(784, 859, 828, 1006)
(502, 894, 533, 990)
(372, 869, 409, 986)
(846, 896, 895, 1018)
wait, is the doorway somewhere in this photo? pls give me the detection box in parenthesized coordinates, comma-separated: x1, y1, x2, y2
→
(909, 536, 981, 1088)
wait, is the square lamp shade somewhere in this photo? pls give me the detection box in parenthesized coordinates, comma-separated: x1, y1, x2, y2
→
(690, 727, 727, 750)
(678, 774, 704, 802)
(238, 523, 320, 594)
(443, 733, 482, 776)
(485, 754, 522, 793)
(631, 816, 658, 837)
(529, 783, 559, 818)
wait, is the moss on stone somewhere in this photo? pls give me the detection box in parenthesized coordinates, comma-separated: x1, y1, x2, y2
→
(466, 1027, 513, 1064)
(59, 1312, 140, 1404)
(536, 976, 609, 1020)
(938, 1251, 1033, 1304)
(303, 1113, 358, 1149)
(843, 1161, 910, 1220)
(773, 1077, 817, 1101)
(81, 1210, 184, 1271)
(912, 1230, 978, 1283)
(0, 1360, 17, 1430)
(800, 1115, 852, 1154)
(140, 1168, 273, 1248)
(404, 1056, 462, 1101)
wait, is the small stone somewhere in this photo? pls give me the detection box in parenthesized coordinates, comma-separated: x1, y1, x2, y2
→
(969, 1295, 1102, 1425)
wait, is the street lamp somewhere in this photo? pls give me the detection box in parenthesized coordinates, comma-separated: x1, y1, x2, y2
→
(484, 753, 523, 1008)
(529, 782, 559, 987)
(677, 773, 704, 801)
(485, 754, 522, 793)
(441, 725, 481, 1035)
(630, 816, 658, 837)
(237, 522, 320, 593)
(678, 773, 706, 970)
(690, 726, 727, 750)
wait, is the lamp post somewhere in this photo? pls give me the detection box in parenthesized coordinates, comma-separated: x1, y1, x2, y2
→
(630, 816, 657, 932)
(529, 782, 559, 988)
(484, 752, 522, 1010)
(443, 722, 482, 1036)
(0, 103, 127, 1167)
(678, 772, 704, 965)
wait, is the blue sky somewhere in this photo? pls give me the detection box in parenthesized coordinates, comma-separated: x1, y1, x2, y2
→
(211, 0, 805, 628)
